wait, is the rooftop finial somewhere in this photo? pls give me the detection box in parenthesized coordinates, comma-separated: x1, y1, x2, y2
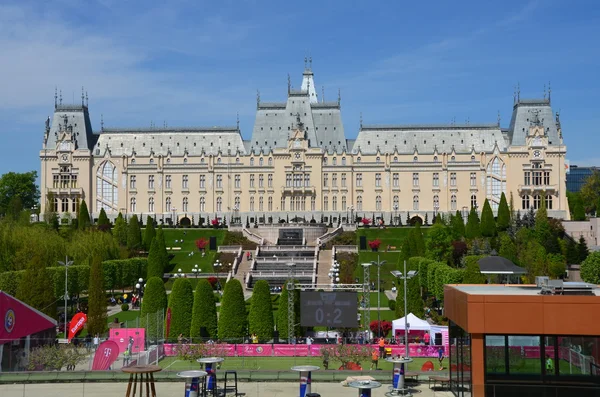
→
(337, 88, 341, 106)
(59, 90, 63, 105)
(543, 83, 547, 100)
(256, 90, 260, 109)
(85, 91, 88, 107)
(548, 81, 551, 102)
(309, 56, 312, 69)
(236, 112, 240, 130)
(497, 111, 501, 126)
(101, 114, 104, 131)
(54, 87, 58, 109)
(360, 112, 363, 129)
(81, 86, 85, 106)
(517, 82, 520, 101)
(304, 57, 307, 69)
(287, 73, 291, 94)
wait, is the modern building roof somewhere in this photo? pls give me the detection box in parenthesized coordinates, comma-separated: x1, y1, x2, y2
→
(449, 284, 600, 296)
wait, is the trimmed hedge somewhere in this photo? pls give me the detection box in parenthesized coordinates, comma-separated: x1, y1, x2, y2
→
(167, 278, 194, 339)
(190, 279, 218, 338)
(218, 279, 248, 340)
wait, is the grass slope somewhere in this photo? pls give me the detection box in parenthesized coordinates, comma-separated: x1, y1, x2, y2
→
(161, 229, 227, 273)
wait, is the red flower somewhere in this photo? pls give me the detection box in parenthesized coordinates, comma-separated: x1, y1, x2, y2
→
(368, 239, 381, 249)
(195, 238, 208, 250)
(361, 218, 371, 225)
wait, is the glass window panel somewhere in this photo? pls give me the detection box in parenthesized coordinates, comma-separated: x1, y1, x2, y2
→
(486, 335, 507, 375)
(507, 335, 541, 375)
(558, 336, 599, 376)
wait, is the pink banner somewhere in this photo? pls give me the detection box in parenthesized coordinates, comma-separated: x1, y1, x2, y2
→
(236, 344, 273, 356)
(92, 340, 120, 370)
(0, 291, 56, 342)
(109, 328, 145, 354)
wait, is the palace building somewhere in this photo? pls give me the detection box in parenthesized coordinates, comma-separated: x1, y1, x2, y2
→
(39, 66, 569, 224)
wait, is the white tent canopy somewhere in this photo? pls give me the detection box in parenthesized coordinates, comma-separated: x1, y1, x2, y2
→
(392, 313, 432, 333)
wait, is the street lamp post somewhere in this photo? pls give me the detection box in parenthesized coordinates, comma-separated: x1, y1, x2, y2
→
(58, 256, 73, 337)
(192, 264, 201, 279)
(135, 277, 144, 309)
(391, 263, 418, 359)
(371, 257, 387, 338)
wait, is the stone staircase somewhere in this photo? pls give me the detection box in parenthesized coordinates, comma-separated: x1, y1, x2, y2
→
(234, 251, 253, 286)
(316, 250, 332, 286)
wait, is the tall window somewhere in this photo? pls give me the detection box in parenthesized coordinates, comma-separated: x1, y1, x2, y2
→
(259, 174, 264, 188)
(200, 175, 205, 188)
(522, 195, 530, 209)
(471, 195, 477, 209)
(304, 174, 310, 187)
(250, 174, 255, 188)
(357, 196, 363, 211)
(524, 172, 531, 186)
(166, 197, 171, 211)
(393, 173, 399, 187)
(250, 197, 255, 212)
(342, 196, 346, 211)
(433, 195, 439, 210)
(259, 197, 263, 211)
(130, 175, 136, 189)
(235, 174, 240, 188)
(311, 196, 316, 211)
(53, 175, 59, 188)
(149, 197, 154, 212)
(323, 173, 328, 187)
(182, 175, 188, 189)
(356, 173, 362, 187)
(433, 173, 439, 187)
(148, 175, 154, 189)
(413, 195, 419, 211)
(533, 194, 541, 209)
(332, 173, 338, 187)
(165, 175, 171, 189)
(250, 158, 254, 166)
(302, 197, 306, 211)
(281, 196, 285, 211)
(216, 174, 222, 188)
(216, 197, 222, 212)
(182, 197, 188, 212)
(342, 157, 346, 165)
(332, 196, 337, 211)
(324, 196, 329, 211)
(286, 174, 292, 187)
(412, 173, 419, 187)
(544, 171, 550, 185)
(294, 174, 302, 187)
(451, 195, 457, 210)
(268, 174, 273, 188)
(546, 195, 553, 210)
(259, 157, 263, 166)
(533, 171, 542, 186)
(96, 161, 118, 212)
(130, 198, 136, 212)
(450, 172, 456, 186)
(332, 157, 337, 166)
(54, 198, 59, 212)
(268, 158, 273, 166)
(268, 196, 273, 211)
(375, 173, 381, 187)
(376, 196, 382, 211)
(200, 197, 205, 212)
(62, 198, 69, 212)
(234, 196, 240, 210)
(470, 172, 476, 187)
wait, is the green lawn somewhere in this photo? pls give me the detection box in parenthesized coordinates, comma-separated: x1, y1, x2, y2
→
(356, 227, 429, 250)
(108, 310, 141, 323)
(159, 355, 436, 372)
(161, 229, 227, 273)
(354, 252, 403, 289)
(369, 292, 390, 308)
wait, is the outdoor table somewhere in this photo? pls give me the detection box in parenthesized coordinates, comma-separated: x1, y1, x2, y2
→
(291, 365, 320, 397)
(197, 357, 224, 392)
(177, 370, 207, 397)
(385, 357, 413, 396)
(121, 364, 162, 397)
(347, 380, 382, 397)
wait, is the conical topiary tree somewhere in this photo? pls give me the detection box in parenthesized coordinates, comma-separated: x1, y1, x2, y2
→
(87, 255, 107, 336)
(114, 213, 128, 246)
(141, 277, 168, 340)
(127, 214, 143, 251)
(465, 207, 481, 239)
(497, 192, 510, 231)
(144, 215, 156, 250)
(155, 226, 169, 268)
(248, 280, 274, 341)
(78, 199, 91, 230)
(451, 210, 466, 239)
(480, 199, 497, 237)
(190, 279, 218, 339)
(146, 238, 165, 279)
(218, 279, 247, 341)
(167, 278, 194, 339)
(97, 208, 110, 229)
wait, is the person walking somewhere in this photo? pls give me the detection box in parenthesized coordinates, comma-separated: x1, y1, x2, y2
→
(378, 337, 386, 359)
(306, 336, 314, 356)
(438, 346, 445, 370)
(370, 349, 379, 370)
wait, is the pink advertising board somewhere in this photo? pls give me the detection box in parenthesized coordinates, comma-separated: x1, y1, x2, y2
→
(109, 328, 145, 353)
(0, 291, 57, 343)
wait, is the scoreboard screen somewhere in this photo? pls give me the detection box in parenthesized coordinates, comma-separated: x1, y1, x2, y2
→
(300, 291, 358, 328)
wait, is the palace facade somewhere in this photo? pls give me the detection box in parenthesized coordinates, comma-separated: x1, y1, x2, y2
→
(40, 67, 569, 223)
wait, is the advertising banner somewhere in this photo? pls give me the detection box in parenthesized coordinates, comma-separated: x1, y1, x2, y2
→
(68, 313, 87, 341)
(109, 328, 145, 354)
(236, 344, 273, 357)
(92, 340, 120, 370)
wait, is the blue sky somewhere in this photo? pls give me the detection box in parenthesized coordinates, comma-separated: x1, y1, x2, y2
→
(1, 0, 599, 175)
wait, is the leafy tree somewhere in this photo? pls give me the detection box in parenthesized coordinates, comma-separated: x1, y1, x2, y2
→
(167, 278, 194, 338)
(450, 211, 465, 240)
(462, 256, 486, 284)
(401, 226, 425, 261)
(547, 254, 566, 279)
(577, 236, 590, 263)
(580, 251, 600, 284)
(97, 208, 110, 230)
(498, 233, 518, 265)
(248, 280, 274, 341)
(143, 216, 156, 250)
(518, 240, 547, 282)
(0, 171, 39, 216)
(190, 279, 218, 339)
(6, 196, 23, 222)
(141, 277, 168, 339)
(480, 199, 496, 237)
(77, 199, 91, 230)
(395, 273, 423, 318)
(497, 193, 510, 232)
(580, 170, 600, 214)
(127, 215, 142, 251)
(465, 207, 481, 239)
(565, 237, 579, 265)
(451, 241, 468, 266)
(87, 255, 107, 336)
(218, 279, 247, 340)
(425, 223, 452, 263)
(113, 213, 128, 246)
(276, 282, 301, 340)
(567, 192, 586, 221)
(16, 254, 56, 318)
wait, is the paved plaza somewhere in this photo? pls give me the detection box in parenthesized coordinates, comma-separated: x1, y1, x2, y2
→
(0, 381, 453, 397)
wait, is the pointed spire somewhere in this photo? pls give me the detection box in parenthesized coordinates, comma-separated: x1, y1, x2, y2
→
(59, 90, 63, 105)
(304, 57, 308, 69)
(256, 90, 260, 109)
(100, 114, 104, 131)
(337, 88, 341, 106)
(548, 81, 551, 103)
(360, 112, 363, 129)
(287, 74, 291, 94)
(236, 112, 240, 130)
(81, 86, 85, 106)
(309, 56, 312, 69)
(513, 85, 517, 104)
(497, 111, 501, 126)
(517, 82, 521, 101)
(54, 87, 58, 109)
(85, 91, 89, 107)
(543, 83, 547, 100)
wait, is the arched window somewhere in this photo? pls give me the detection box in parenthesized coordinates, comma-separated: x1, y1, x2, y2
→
(250, 158, 254, 166)
(281, 196, 285, 211)
(376, 196, 382, 211)
(451, 156, 456, 162)
(413, 156, 418, 162)
(376, 157, 381, 163)
(268, 196, 273, 211)
(53, 198, 59, 212)
(342, 157, 346, 165)
(217, 197, 222, 212)
(62, 198, 69, 212)
(182, 197, 188, 212)
(268, 157, 273, 166)
(522, 195, 530, 209)
(357, 196, 363, 211)
(471, 155, 476, 161)
(471, 195, 477, 209)
(259, 158, 264, 166)
(200, 197, 206, 212)
(148, 197, 154, 213)
(393, 156, 398, 162)
(234, 196, 240, 209)
(451, 195, 457, 210)
(533, 194, 541, 209)
(236, 157, 240, 164)
(311, 196, 316, 211)
(393, 196, 399, 210)
(333, 157, 337, 165)
(413, 196, 419, 211)
(96, 161, 118, 212)
(130, 197, 136, 212)
(434, 156, 438, 162)
(217, 158, 221, 164)
(166, 197, 171, 212)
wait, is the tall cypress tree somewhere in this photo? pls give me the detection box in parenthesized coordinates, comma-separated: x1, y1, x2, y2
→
(146, 238, 165, 279)
(249, 280, 274, 341)
(97, 208, 110, 228)
(465, 207, 481, 239)
(451, 210, 466, 239)
(167, 278, 194, 339)
(87, 255, 107, 336)
(190, 279, 218, 339)
(78, 199, 91, 230)
(155, 226, 169, 268)
(16, 254, 56, 319)
(565, 237, 579, 265)
(497, 193, 510, 231)
(114, 213, 128, 246)
(127, 214, 142, 250)
(578, 236, 590, 263)
(480, 199, 497, 237)
(141, 277, 168, 339)
(143, 216, 156, 251)
(218, 279, 248, 340)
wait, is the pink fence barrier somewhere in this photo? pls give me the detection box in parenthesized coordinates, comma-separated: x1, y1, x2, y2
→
(163, 343, 446, 357)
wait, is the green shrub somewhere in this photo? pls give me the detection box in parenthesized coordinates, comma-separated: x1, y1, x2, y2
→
(121, 303, 129, 312)
(218, 279, 248, 340)
(190, 279, 218, 339)
(167, 278, 194, 339)
(249, 280, 274, 341)
(388, 299, 396, 311)
(141, 277, 168, 339)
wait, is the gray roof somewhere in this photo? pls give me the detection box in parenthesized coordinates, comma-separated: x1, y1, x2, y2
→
(508, 99, 561, 146)
(94, 127, 246, 157)
(352, 124, 508, 154)
(44, 104, 98, 151)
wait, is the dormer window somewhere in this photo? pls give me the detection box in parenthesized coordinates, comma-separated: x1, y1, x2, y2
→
(150, 159, 154, 164)
(376, 157, 381, 163)
(451, 156, 456, 161)
(250, 158, 254, 166)
(434, 156, 438, 162)
(413, 156, 418, 162)
(393, 156, 398, 162)
(131, 159, 136, 164)
(184, 158, 188, 163)
(357, 157, 361, 163)
(268, 157, 273, 166)
(167, 158, 171, 163)
(217, 158, 221, 164)
(236, 158, 240, 164)
(471, 155, 476, 161)
(323, 158, 327, 165)
(201, 158, 205, 164)
(259, 158, 264, 166)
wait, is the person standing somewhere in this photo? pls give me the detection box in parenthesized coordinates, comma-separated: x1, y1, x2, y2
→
(545, 354, 554, 373)
(378, 337, 386, 359)
(93, 334, 100, 351)
(424, 331, 431, 346)
(438, 346, 445, 370)
(306, 336, 314, 356)
(370, 349, 379, 370)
